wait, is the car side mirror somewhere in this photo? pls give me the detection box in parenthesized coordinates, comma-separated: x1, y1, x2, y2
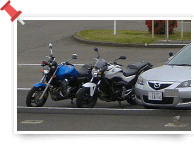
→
(169, 52, 173, 57)
(72, 54, 78, 59)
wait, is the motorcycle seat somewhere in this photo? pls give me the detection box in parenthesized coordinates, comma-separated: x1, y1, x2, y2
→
(123, 62, 149, 77)
(122, 67, 138, 77)
(78, 64, 92, 77)
(128, 62, 149, 70)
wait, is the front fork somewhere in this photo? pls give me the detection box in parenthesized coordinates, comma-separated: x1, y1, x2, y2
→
(38, 68, 58, 100)
(82, 77, 101, 97)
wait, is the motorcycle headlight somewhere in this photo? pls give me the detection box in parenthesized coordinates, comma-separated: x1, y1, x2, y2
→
(177, 80, 191, 88)
(43, 65, 50, 74)
(137, 76, 145, 85)
(92, 69, 99, 77)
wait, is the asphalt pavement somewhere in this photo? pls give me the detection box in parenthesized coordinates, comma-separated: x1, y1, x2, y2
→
(17, 112, 191, 131)
(17, 20, 191, 132)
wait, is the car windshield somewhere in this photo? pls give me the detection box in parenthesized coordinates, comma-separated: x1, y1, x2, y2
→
(95, 58, 107, 69)
(167, 44, 191, 66)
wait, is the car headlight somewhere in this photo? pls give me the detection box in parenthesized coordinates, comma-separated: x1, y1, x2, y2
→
(137, 76, 145, 85)
(43, 65, 50, 74)
(177, 80, 191, 88)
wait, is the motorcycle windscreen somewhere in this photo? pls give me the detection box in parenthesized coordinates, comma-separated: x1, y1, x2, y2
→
(56, 65, 78, 80)
(95, 58, 107, 69)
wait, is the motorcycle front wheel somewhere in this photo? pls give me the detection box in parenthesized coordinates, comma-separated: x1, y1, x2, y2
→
(26, 86, 48, 107)
(76, 88, 97, 108)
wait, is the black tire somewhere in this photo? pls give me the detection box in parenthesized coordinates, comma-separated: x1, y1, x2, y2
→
(125, 93, 137, 105)
(26, 86, 48, 107)
(76, 88, 97, 108)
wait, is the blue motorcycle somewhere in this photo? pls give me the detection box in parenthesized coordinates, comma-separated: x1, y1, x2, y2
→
(26, 43, 92, 107)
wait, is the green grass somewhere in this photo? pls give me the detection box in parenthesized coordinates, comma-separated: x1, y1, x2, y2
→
(78, 30, 191, 44)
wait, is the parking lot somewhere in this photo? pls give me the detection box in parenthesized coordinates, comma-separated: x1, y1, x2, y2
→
(17, 20, 191, 131)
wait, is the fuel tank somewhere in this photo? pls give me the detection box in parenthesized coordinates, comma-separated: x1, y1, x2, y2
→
(104, 65, 135, 82)
(56, 64, 78, 80)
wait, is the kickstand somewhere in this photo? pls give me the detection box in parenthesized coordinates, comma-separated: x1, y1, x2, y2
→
(71, 98, 75, 105)
(118, 101, 123, 108)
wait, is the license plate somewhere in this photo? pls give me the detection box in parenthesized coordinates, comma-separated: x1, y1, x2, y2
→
(148, 92, 162, 100)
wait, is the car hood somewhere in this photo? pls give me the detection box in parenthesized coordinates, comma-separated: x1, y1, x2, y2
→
(141, 65, 191, 82)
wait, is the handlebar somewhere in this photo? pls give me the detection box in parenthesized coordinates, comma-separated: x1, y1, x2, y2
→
(113, 62, 123, 66)
(45, 55, 55, 61)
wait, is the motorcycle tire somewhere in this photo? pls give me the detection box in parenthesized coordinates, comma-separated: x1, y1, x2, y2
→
(26, 86, 48, 107)
(76, 88, 97, 108)
(125, 93, 137, 105)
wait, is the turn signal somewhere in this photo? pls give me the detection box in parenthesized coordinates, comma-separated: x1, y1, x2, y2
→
(41, 61, 47, 65)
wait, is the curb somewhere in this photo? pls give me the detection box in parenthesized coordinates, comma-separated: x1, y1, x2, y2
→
(17, 106, 191, 116)
(72, 32, 189, 48)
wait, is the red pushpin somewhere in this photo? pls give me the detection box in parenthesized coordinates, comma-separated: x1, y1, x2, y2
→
(1, 0, 25, 25)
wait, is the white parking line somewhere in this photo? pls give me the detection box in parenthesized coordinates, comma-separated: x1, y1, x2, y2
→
(17, 106, 191, 116)
(164, 123, 187, 128)
(17, 88, 31, 90)
(20, 120, 44, 124)
(17, 64, 40, 66)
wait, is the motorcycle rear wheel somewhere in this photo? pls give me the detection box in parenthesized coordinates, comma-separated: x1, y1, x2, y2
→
(76, 88, 97, 108)
(26, 86, 48, 107)
(125, 93, 137, 105)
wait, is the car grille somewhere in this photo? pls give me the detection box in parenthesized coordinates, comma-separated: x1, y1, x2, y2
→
(148, 82, 172, 90)
(143, 95, 174, 104)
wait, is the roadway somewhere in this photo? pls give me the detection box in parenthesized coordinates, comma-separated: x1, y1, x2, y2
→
(17, 20, 190, 131)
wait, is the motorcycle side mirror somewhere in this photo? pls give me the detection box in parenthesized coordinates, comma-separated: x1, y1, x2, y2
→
(114, 56, 126, 64)
(169, 52, 173, 57)
(49, 43, 53, 56)
(49, 43, 52, 49)
(94, 47, 98, 52)
(94, 47, 100, 59)
(119, 56, 126, 60)
(72, 54, 78, 59)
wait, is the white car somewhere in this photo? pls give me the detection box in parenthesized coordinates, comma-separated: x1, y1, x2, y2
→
(135, 44, 191, 109)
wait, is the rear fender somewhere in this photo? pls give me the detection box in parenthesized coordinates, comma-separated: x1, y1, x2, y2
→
(82, 82, 96, 96)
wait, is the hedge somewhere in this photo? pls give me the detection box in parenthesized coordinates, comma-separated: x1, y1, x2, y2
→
(145, 20, 178, 34)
